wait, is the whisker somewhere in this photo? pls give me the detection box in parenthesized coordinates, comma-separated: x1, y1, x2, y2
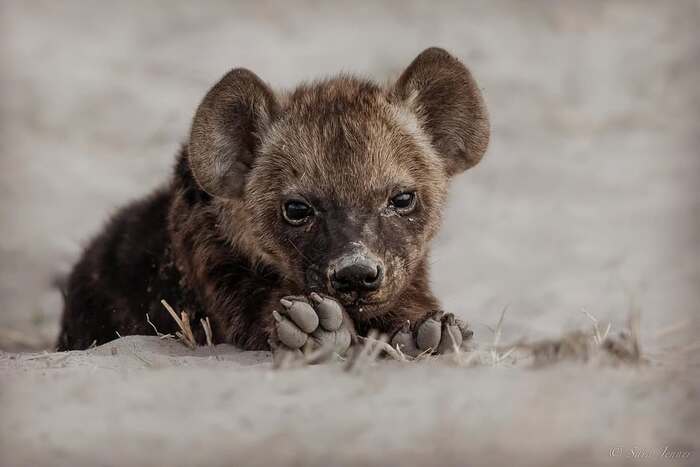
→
(287, 238, 312, 263)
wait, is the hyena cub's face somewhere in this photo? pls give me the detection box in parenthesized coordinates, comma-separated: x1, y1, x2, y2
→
(247, 80, 449, 314)
(188, 48, 490, 319)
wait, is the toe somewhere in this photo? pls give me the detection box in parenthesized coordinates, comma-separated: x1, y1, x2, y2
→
(391, 321, 420, 357)
(416, 316, 442, 351)
(311, 325, 352, 355)
(455, 318, 474, 341)
(437, 313, 463, 354)
(273, 310, 308, 349)
(280, 297, 319, 333)
(309, 292, 343, 331)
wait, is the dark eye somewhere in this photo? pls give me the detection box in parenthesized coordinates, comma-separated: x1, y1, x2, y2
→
(283, 200, 313, 225)
(389, 191, 417, 212)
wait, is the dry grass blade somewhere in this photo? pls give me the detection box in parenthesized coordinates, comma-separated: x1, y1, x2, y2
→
(627, 308, 641, 360)
(493, 304, 509, 348)
(200, 317, 219, 360)
(393, 342, 407, 361)
(489, 304, 509, 366)
(580, 308, 612, 345)
(498, 346, 517, 362)
(272, 346, 301, 370)
(366, 334, 390, 363)
(459, 350, 483, 367)
(180, 311, 195, 345)
(303, 342, 336, 365)
(345, 330, 388, 372)
(444, 326, 465, 366)
(581, 308, 602, 344)
(146, 313, 173, 339)
(502, 309, 645, 367)
(413, 347, 435, 362)
(161, 299, 196, 350)
(344, 333, 370, 372)
(357, 336, 406, 361)
(128, 344, 153, 367)
(160, 299, 184, 330)
(200, 317, 214, 346)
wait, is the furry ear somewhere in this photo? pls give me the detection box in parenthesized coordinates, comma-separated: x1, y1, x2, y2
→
(188, 68, 279, 198)
(393, 47, 490, 176)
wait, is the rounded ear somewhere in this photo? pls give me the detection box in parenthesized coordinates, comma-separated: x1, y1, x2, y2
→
(188, 68, 279, 198)
(393, 47, 490, 176)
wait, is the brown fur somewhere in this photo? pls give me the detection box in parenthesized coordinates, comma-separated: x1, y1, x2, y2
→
(57, 47, 489, 351)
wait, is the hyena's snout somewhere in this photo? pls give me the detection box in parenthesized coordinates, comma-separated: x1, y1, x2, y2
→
(328, 249, 384, 294)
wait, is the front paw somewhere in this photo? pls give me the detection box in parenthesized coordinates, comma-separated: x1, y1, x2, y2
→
(271, 293, 354, 357)
(390, 312, 473, 357)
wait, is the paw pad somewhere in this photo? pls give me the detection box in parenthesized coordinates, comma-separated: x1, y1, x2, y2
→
(391, 312, 473, 357)
(273, 294, 352, 357)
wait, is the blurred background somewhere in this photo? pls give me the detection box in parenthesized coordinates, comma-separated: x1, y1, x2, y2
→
(1, 0, 698, 351)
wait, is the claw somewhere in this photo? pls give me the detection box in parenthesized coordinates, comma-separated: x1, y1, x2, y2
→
(309, 292, 323, 304)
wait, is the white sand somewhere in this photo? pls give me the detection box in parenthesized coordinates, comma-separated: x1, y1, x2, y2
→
(1, 336, 698, 467)
(1, 1, 698, 466)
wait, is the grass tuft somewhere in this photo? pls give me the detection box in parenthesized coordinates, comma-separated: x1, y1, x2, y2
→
(160, 299, 196, 350)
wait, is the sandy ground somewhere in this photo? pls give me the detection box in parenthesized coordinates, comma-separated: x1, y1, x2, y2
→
(1, 1, 699, 466)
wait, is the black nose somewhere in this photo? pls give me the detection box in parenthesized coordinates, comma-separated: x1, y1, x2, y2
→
(330, 256, 384, 293)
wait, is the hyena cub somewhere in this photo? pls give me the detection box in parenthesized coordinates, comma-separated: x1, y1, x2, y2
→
(57, 47, 489, 358)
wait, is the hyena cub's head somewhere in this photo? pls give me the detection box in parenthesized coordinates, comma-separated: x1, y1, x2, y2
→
(188, 48, 489, 318)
